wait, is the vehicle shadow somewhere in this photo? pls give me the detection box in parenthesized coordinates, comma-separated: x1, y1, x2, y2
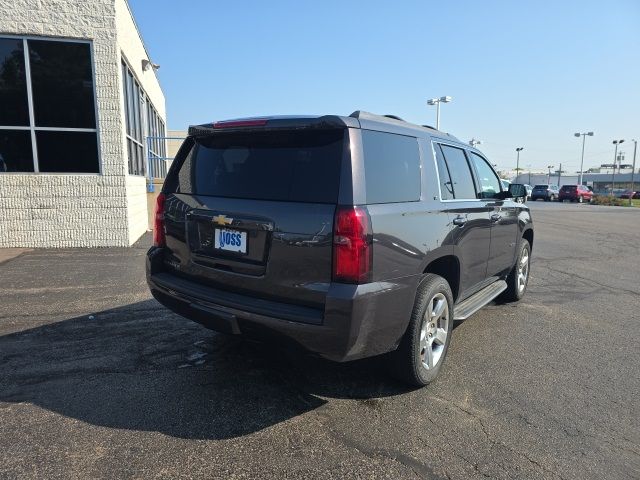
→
(0, 299, 409, 440)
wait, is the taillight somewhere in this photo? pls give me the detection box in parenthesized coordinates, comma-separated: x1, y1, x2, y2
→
(153, 193, 166, 247)
(332, 206, 373, 284)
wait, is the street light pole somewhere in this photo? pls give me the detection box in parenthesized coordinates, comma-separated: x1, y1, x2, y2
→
(547, 165, 554, 185)
(612, 139, 624, 195)
(574, 131, 594, 186)
(516, 147, 523, 179)
(630, 139, 637, 206)
(427, 96, 452, 130)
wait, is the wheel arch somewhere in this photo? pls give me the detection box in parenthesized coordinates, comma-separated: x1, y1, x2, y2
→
(522, 228, 534, 252)
(422, 255, 461, 303)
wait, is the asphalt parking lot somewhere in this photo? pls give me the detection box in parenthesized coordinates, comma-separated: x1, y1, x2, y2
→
(1, 202, 639, 479)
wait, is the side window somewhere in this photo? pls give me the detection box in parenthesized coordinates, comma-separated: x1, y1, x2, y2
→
(434, 143, 453, 200)
(439, 144, 477, 199)
(362, 130, 421, 204)
(470, 152, 502, 199)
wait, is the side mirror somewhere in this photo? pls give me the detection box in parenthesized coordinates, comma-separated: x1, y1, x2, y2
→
(509, 183, 527, 200)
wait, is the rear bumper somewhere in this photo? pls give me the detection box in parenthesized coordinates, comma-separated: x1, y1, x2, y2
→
(558, 194, 588, 201)
(531, 193, 550, 199)
(146, 248, 417, 362)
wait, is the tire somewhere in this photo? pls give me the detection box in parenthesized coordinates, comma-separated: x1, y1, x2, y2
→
(578, 196, 583, 203)
(389, 274, 454, 387)
(499, 239, 531, 303)
(551, 194, 557, 201)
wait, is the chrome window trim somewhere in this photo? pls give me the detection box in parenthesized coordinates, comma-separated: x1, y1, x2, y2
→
(431, 139, 483, 202)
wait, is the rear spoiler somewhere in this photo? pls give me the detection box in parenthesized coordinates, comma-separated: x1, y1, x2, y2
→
(188, 115, 359, 137)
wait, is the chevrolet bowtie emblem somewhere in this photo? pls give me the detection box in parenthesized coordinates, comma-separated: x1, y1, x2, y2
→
(212, 214, 233, 226)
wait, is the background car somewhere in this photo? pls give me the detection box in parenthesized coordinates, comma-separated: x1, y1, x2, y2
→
(531, 184, 559, 201)
(619, 190, 639, 199)
(524, 184, 533, 199)
(558, 184, 593, 203)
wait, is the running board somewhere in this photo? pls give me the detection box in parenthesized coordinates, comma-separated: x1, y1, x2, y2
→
(453, 280, 507, 320)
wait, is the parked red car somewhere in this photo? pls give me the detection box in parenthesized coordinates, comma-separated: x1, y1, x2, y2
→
(558, 185, 593, 203)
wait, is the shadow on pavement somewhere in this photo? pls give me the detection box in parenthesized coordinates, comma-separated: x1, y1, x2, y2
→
(0, 299, 408, 440)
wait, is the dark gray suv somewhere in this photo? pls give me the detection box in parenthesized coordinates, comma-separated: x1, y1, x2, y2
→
(146, 111, 533, 386)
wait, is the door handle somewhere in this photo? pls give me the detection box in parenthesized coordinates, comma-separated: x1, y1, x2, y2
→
(491, 213, 502, 223)
(452, 215, 467, 226)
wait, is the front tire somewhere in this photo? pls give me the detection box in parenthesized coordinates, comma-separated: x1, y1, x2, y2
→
(499, 239, 531, 303)
(389, 274, 454, 387)
(578, 196, 584, 203)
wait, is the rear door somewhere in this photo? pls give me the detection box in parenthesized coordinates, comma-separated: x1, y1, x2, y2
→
(435, 143, 492, 297)
(468, 151, 518, 278)
(161, 128, 348, 309)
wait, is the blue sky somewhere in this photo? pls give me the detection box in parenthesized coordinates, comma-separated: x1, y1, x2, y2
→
(129, 0, 639, 172)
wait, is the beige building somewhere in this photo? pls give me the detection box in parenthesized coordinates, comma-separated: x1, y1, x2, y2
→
(167, 129, 187, 159)
(0, 0, 167, 247)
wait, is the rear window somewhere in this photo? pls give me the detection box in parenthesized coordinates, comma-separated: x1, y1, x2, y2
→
(561, 185, 577, 190)
(362, 130, 421, 204)
(533, 185, 548, 189)
(173, 129, 344, 204)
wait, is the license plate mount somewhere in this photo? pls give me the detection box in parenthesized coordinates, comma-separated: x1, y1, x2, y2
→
(214, 228, 247, 254)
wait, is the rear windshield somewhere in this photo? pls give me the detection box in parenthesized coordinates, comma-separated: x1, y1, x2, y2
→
(172, 129, 344, 204)
(561, 185, 577, 190)
(533, 185, 548, 189)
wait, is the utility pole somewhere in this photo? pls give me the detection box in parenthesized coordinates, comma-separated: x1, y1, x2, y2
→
(427, 96, 452, 130)
(612, 139, 624, 195)
(516, 147, 524, 179)
(630, 140, 637, 206)
(574, 132, 594, 186)
(557, 163, 562, 186)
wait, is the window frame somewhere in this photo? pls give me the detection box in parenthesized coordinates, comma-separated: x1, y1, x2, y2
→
(432, 140, 480, 201)
(0, 35, 101, 175)
(121, 56, 166, 177)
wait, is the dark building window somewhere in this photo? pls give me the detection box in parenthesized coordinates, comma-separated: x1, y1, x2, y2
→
(0, 37, 99, 173)
(121, 60, 166, 176)
(0, 38, 29, 127)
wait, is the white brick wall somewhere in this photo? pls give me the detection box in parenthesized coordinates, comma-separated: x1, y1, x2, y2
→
(0, 0, 166, 247)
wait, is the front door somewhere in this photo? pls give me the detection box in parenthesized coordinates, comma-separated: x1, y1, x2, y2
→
(468, 152, 518, 277)
(435, 143, 492, 298)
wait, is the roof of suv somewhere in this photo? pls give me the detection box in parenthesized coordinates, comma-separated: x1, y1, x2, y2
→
(188, 111, 460, 142)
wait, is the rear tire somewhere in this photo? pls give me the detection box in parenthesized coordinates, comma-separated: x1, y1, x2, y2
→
(389, 274, 454, 387)
(499, 239, 531, 303)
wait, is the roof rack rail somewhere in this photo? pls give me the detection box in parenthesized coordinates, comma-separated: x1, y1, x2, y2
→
(349, 110, 457, 138)
(350, 110, 409, 124)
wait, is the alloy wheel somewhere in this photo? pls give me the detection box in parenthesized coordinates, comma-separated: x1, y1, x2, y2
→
(518, 248, 530, 294)
(419, 293, 449, 370)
